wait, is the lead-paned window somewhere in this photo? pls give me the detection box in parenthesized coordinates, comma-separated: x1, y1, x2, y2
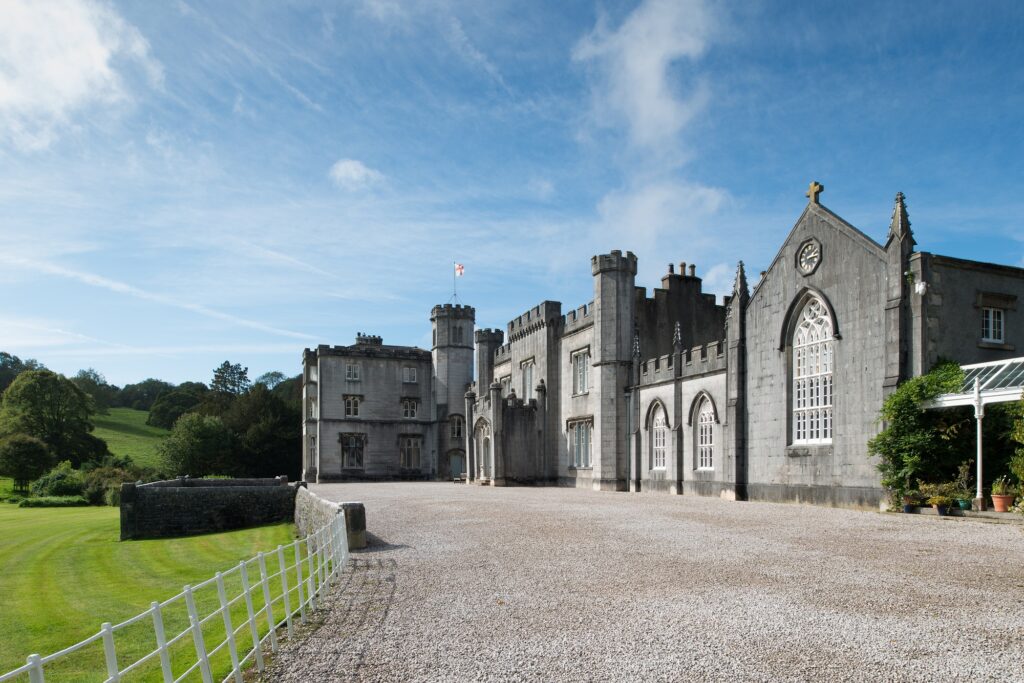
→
(792, 297, 833, 444)
(697, 400, 714, 470)
(403, 366, 418, 383)
(345, 363, 360, 381)
(652, 412, 666, 469)
(402, 399, 418, 418)
(400, 436, 421, 469)
(341, 433, 364, 469)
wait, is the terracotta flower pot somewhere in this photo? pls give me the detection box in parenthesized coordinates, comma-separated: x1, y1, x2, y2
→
(991, 494, 1014, 513)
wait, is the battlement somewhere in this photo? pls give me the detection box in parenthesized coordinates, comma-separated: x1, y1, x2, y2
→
(638, 339, 727, 385)
(561, 301, 594, 333)
(591, 250, 638, 276)
(430, 303, 476, 320)
(475, 328, 504, 344)
(506, 301, 562, 340)
(494, 343, 513, 360)
(355, 333, 382, 347)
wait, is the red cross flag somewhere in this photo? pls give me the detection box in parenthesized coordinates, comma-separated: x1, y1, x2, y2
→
(454, 263, 465, 277)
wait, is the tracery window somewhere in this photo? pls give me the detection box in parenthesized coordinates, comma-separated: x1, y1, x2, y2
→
(521, 360, 535, 401)
(402, 399, 418, 419)
(341, 433, 364, 469)
(450, 415, 464, 439)
(344, 395, 361, 417)
(651, 411, 666, 470)
(400, 436, 421, 469)
(697, 400, 714, 470)
(792, 297, 833, 443)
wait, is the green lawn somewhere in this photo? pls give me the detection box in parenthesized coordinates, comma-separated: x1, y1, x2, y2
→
(93, 408, 169, 469)
(0, 506, 296, 681)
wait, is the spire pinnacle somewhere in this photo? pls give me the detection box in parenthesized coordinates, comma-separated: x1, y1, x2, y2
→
(734, 260, 748, 297)
(673, 321, 682, 350)
(888, 191, 915, 245)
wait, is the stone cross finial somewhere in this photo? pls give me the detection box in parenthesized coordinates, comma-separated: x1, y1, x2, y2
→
(806, 180, 824, 204)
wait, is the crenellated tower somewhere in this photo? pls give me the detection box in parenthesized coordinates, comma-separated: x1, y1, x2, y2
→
(431, 304, 475, 478)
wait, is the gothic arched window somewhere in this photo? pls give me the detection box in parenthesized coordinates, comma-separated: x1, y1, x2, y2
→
(792, 296, 834, 443)
(697, 399, 715, 469)
(651, 410, 667, 470)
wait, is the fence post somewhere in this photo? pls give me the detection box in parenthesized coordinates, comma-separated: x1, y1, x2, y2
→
(258, 552, 279, 653)
(305, 533, 318, 609)
(239, 561, 265, 673)
(151, 601, 174, 683)
(100, 622, 120, 682)
(26, 654, 44, 683)
(293, 542, 307, 623)
(215, 572, 243, 682)
(320, 525, 331, 588)
(184, 585, 214, 683)
(276, 546, 294, 637)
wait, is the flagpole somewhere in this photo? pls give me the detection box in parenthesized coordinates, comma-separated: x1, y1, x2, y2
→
(452, 260, 457, 301)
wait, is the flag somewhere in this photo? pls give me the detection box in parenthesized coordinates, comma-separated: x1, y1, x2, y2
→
(454, 263, 465, 277)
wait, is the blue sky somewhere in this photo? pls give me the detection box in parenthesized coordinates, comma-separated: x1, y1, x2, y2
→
(1, 0, 1022, 386)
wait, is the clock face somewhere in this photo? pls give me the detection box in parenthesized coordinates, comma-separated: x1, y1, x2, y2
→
(798, 241, 820, 274)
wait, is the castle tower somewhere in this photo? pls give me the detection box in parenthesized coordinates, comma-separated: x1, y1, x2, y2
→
(431, 304, 475, 478)
(474, 328, 504, 392)
(591, 250, 637, 491)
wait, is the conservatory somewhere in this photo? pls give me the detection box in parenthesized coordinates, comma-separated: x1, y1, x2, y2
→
(925, 357, 1024, 509)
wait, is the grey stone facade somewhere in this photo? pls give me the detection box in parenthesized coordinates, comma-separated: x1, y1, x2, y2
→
(302, 188, 1023, 509)
(463, 189, 1024, 508)
(302, 306, 474, 482)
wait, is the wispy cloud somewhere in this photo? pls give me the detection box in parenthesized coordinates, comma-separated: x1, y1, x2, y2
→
(573, 0, 715, 154)
(329, 158, 386, 191)
(0, 254, 315, 340)
(0, 0, 163, 150)
(445, 16, 511, 93)
(0, 316, 133, 350)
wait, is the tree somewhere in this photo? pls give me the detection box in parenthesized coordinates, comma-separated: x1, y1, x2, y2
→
(211, 362, 251, 395)
(117, 378, 173, 411)
(0, 352, 45, 396)
(255, 371, 286, 389)
(158, 413, 237, 477)
(0, 370, 107, 466)
(222, 384, 301, 479)
(271, 375, 302, 412)
(71, 368, 118, 414)
(0, 434, 51, 491)
(147, 382, 208, 429)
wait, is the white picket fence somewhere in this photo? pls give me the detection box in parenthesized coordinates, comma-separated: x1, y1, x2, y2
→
(0, 513, 349, 683)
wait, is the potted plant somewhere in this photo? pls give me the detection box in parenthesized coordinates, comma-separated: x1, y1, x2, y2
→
(954, 461, 974, 510)
(991, 476, 1016, 513)
(900, 490, 921, 513)
(919, 483, 955, 517)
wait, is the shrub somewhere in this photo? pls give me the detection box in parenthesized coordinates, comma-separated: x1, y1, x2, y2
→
(19, 496, 89, 507)
(0, 433, 52, 491)
(82, 466, 134, 506)
(31, 461, 85, 497)
(158, 414, 237, 477)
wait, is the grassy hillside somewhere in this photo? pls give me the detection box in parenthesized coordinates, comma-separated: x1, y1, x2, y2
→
(0, 505, 295, 680)
(93, 408, 169, 469)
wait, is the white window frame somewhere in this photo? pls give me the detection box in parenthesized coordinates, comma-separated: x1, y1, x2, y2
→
(697, 400, 714, 470)
(400, 436, 421, 469)
(344, 395, 361, 417)
(569, 420, 592, 468)
(499, 375, 512, 396)
(402, 366, 418, 383)
(345, 363, 360, 381)
(402, 399, 418, 419)
(572, 349, 590, 395)
(651, 412, 666, 470)
(307, 397, 317, 420)
(792, 297, 834, 444)
(308, 365, 318, 382)
(521, 360, 535, 401)
(982, 307, 1005, 343)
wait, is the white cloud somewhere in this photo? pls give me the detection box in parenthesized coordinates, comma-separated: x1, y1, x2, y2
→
(445, 16, 510, 92)
(592, 179, 727, 278)
(573, 0, 715, 152)
(528, 178, 555, 201)
(0, 0, 163, 150)
(0, 254, 315, 340)
(329, 158, 386, 191)
(699, 262, 734, 300)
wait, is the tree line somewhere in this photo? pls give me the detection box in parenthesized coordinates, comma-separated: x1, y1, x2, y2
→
(0, 352, 302, 502)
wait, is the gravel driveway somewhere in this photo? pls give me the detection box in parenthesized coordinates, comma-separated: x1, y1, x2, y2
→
(263, 482, 1024, 682)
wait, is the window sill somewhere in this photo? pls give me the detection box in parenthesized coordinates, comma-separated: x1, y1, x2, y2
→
(568, 466, 593, 471)
(978, 340, 1014, 351)
(695, 467, 714, 472)
(572, 391, 590, 397)
(786, 444, 833, 458)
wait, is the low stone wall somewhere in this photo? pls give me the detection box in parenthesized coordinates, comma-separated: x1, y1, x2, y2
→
(120, 477, 297, 540)
(294, 486, 367, 550)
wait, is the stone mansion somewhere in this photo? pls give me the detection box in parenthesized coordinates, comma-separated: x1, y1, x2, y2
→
(302, 185, 1024, 507)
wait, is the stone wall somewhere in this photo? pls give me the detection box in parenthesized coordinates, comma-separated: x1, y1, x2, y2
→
(294, 486, 367, 550)
(120, 477, 297, 541)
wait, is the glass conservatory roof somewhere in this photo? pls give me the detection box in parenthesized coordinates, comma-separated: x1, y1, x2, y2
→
(928, 357, 1024, 409)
